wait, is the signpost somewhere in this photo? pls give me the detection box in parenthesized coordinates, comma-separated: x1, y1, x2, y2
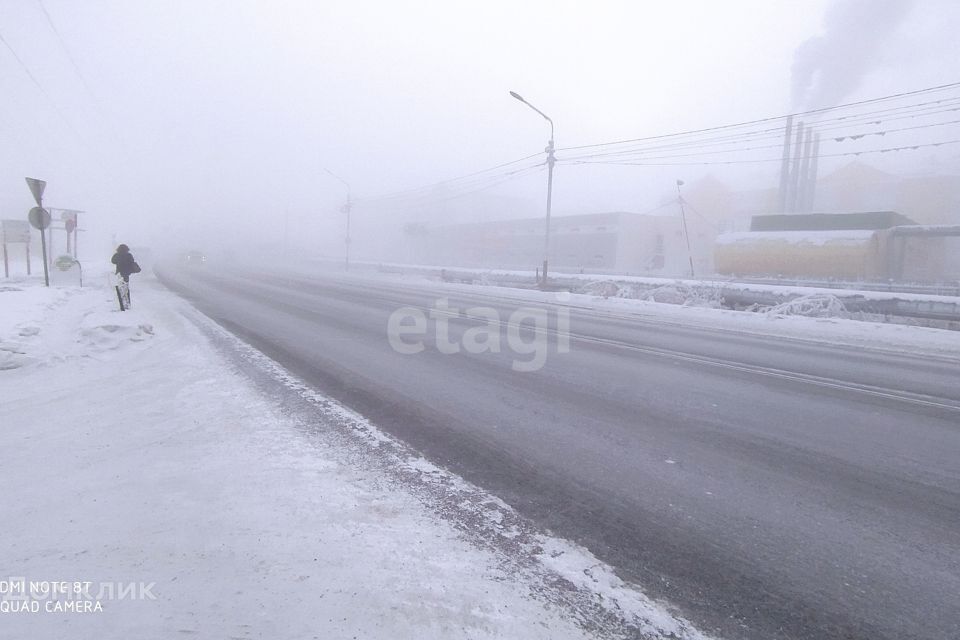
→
(65, 219, 75, 257)
(1, 220, 31, 278)
(25, 177, 50, 286)
(54, 209, 82, 258)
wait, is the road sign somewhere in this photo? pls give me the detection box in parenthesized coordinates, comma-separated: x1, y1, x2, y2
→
(29, 207, 51, 230)
(1, 220, 31, 243)
(55, 254, 76, 272)
(65, 219, 77, 233)
(25, 177, 46, 206)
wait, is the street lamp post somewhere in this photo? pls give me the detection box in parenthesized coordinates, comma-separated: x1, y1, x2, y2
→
(510, 91, 555, 288)
(325, 169, 352, 271)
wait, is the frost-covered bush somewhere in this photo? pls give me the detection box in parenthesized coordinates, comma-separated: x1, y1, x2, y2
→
(764, 293, 848, 318)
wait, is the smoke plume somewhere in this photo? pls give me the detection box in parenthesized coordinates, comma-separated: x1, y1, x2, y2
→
(792, 0, 915, 109)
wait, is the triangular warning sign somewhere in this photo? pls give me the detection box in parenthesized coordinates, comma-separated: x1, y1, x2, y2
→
(25, 177, 46, 206)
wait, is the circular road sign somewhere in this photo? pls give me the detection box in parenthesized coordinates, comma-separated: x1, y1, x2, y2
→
(65, 219, 77, 233)
(28, 207, 51, 230)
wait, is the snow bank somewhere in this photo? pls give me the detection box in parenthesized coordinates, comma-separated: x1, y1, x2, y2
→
(577, 279, 724, 309)
(78, 309, 154, 352)
(0, 279, 154, 371)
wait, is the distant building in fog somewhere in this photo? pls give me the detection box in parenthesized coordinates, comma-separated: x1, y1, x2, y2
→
(400, 161, 960, 278)
(404, 211, 715, 275)
(715, 211, 960, 282)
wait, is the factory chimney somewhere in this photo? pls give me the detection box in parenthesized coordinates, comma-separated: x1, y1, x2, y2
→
(778, 118, 820, 213)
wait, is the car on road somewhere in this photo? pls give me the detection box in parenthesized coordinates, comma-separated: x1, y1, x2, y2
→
(183, 250, 207, 265)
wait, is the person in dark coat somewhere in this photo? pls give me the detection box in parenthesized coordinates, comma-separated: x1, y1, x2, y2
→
(111, 244, 140, 283)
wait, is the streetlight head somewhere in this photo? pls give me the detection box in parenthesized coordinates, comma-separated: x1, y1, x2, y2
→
(509, 91, 525, 102)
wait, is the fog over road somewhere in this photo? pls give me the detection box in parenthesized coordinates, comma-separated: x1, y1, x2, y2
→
(158, 263, 960, 640)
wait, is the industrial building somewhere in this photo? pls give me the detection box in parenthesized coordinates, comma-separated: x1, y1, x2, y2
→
(405, 211, 715, 275)
(715, 211, 960, 282)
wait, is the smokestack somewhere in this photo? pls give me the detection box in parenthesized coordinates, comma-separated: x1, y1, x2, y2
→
(787, 121, 805, 212)
(797, 127, 814, 212)
(804, 133, 821, 212)
(777, 115, 794, 213)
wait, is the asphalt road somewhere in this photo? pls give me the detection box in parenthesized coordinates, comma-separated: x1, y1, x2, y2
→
(158, 263, 960, 640)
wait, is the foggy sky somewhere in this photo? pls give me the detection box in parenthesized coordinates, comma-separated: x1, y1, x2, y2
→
(1, 0, 958, 259)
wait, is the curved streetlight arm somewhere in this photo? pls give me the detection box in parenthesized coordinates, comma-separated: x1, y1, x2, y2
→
(324, 168, 351, 201)
(509, 91, 554, 143)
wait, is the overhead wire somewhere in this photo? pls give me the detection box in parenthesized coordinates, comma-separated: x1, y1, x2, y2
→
(337, 81, 960, 215)
(33, 0, 140, 171)
(0, 26, 104, 168)
(561, 118, 960, 164)
(357, 162, 546, 208)
(561, 138, 960, 167)
(355, 152, 546, 205)
(557, 98, 960, 163)
(556, 81, 960, 153)
(35, 0, 101, 106)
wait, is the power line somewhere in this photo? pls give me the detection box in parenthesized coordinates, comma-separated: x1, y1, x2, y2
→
(561, 138, 960, 167)
(0, 27, 97, 158)
(0, 29, 52, 98)
(33, 0, 137, 167)
(358, 162, 545, 208)
(558, 99, 960, 163)
(35, 0, 99, 103)
(560, 118, 960, 165)
(556, 81, 960, 153)
(342, 83, 960, 213)
(356, 152, 545, 204)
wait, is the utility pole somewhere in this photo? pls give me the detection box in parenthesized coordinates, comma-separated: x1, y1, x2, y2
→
(676, 180, 695, 278)
(325, 169, 352, 270)
(543, 138, 555, 286)
(343, 196, 352, 271)
(510, 91, 555, 289)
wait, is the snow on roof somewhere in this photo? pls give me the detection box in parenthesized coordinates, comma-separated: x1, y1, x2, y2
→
(716, 230, 877, 246)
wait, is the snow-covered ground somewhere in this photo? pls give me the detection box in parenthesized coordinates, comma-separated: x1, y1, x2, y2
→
(262, 262, 960, 362)
(305, 258, 960, 334)
(0, 274, 709, 640)
(432, 280, 960, 360)
(334, 259, 960, 303)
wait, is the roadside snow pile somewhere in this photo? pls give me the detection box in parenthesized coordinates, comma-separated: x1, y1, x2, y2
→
(578, 279, 723, 308)
(579, 279, 622, 298)
(0, 278, 153, 370)
(761, 293, 849, 318)
(639, 282, 723, 308)
(0, 283, 72, 370)
(79, 310, 155, 351)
